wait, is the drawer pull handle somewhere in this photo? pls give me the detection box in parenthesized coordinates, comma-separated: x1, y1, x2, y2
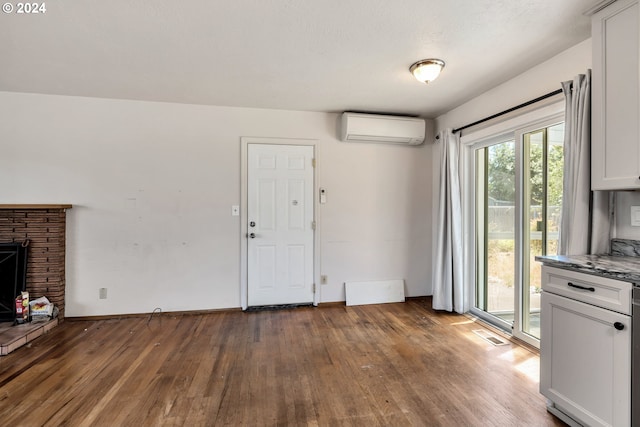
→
(614, 322, 625, 331)
(567, 282, 595, 292)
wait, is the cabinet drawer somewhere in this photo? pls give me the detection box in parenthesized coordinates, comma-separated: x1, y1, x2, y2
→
(542, 266, 632, 314)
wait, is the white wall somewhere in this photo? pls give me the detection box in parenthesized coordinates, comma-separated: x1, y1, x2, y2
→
(319, 118, 433, 301)
(0, 91, 433, 316)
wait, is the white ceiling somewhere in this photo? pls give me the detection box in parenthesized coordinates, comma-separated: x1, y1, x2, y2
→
(0, 0, 596, 118)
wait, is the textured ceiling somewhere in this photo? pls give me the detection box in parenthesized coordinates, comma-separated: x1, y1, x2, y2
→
(0, 0, 596, 117)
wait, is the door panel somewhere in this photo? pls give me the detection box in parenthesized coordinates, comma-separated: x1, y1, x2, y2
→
(286, 245, 305, 288)
(257, 180, 276, 230)
(475, 140, 516, 326)
(256, 245, 276, 290)
(247, 144, 314, 306)
(540, 291, 631, 427)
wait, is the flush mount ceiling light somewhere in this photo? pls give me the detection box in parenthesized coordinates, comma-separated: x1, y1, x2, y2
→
(410, 59, 445, 83)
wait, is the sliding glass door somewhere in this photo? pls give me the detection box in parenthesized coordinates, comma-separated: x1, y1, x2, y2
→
(475, 139, 516, 331)
(520, 123, 564, 340)
(473, 120, 564, 346)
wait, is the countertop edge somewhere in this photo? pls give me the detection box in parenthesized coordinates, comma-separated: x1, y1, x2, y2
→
(536, 255, 640, 284)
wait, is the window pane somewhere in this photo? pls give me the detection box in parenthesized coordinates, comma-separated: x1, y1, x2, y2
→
(476, 141, 516, 320)
(522, 123, 564, 340)
(523, 130, 543, 339)
(547, 123, 564, 256)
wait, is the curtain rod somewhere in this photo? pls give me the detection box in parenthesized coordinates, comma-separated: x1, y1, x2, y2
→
(449, 88, 564, 135)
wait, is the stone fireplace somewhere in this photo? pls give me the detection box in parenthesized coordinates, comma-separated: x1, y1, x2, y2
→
(0, 204, 71, 320)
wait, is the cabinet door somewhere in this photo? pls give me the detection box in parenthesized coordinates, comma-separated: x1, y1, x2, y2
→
(592, 0, 640, 190)
(540, 292, 631, 427)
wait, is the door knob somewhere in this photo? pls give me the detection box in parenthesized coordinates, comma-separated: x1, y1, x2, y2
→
(249, 233, 256, 239)
(614, 322, 625, 331)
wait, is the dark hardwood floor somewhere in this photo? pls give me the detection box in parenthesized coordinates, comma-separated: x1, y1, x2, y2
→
(0, 297, 564, 426)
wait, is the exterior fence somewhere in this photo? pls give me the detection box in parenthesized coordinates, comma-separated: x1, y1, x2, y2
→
(487, 205, 561, 242)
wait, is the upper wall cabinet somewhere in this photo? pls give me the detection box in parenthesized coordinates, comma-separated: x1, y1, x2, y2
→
(592, 0, 640, 190)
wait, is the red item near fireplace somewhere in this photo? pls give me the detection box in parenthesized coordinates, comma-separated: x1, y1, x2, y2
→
(15, 291, 28, 324)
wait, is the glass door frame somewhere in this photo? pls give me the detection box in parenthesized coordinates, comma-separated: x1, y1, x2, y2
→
(461, 131, 522, 334)
(459, 105, 564, 349)
(514, 120, 564, 345)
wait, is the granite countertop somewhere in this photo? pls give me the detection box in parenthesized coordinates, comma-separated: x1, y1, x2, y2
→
(536, 253, 640, 283)
(536, 238, 640, 283)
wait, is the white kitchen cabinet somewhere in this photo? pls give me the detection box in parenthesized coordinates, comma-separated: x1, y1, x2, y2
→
(591, 0, 640, 190)
(540, 266, 631, 427)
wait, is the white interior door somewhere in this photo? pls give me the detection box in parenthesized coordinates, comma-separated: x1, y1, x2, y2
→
(247, 144, 314, 306)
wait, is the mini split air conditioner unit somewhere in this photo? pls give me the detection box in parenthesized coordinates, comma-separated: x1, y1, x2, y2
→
(340, 112, 426, 145)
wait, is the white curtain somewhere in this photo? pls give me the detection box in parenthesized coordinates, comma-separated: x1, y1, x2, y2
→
(432, 129, 466, 313)
(559, 70, 612, 255)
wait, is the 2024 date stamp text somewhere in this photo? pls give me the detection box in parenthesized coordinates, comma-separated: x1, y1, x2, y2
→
(3, 2, 47, 14)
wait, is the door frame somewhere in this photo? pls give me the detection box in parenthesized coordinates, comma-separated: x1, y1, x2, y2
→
(240, 137, 320, 310)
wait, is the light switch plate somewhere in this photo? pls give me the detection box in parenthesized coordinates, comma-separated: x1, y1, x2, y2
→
(231, 205, 240, 216)
(631, 206, 640, 226)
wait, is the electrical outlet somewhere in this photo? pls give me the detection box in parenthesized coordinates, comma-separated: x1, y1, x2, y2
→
(321, 275, 327, 284)
(99, 288, 108, 299)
